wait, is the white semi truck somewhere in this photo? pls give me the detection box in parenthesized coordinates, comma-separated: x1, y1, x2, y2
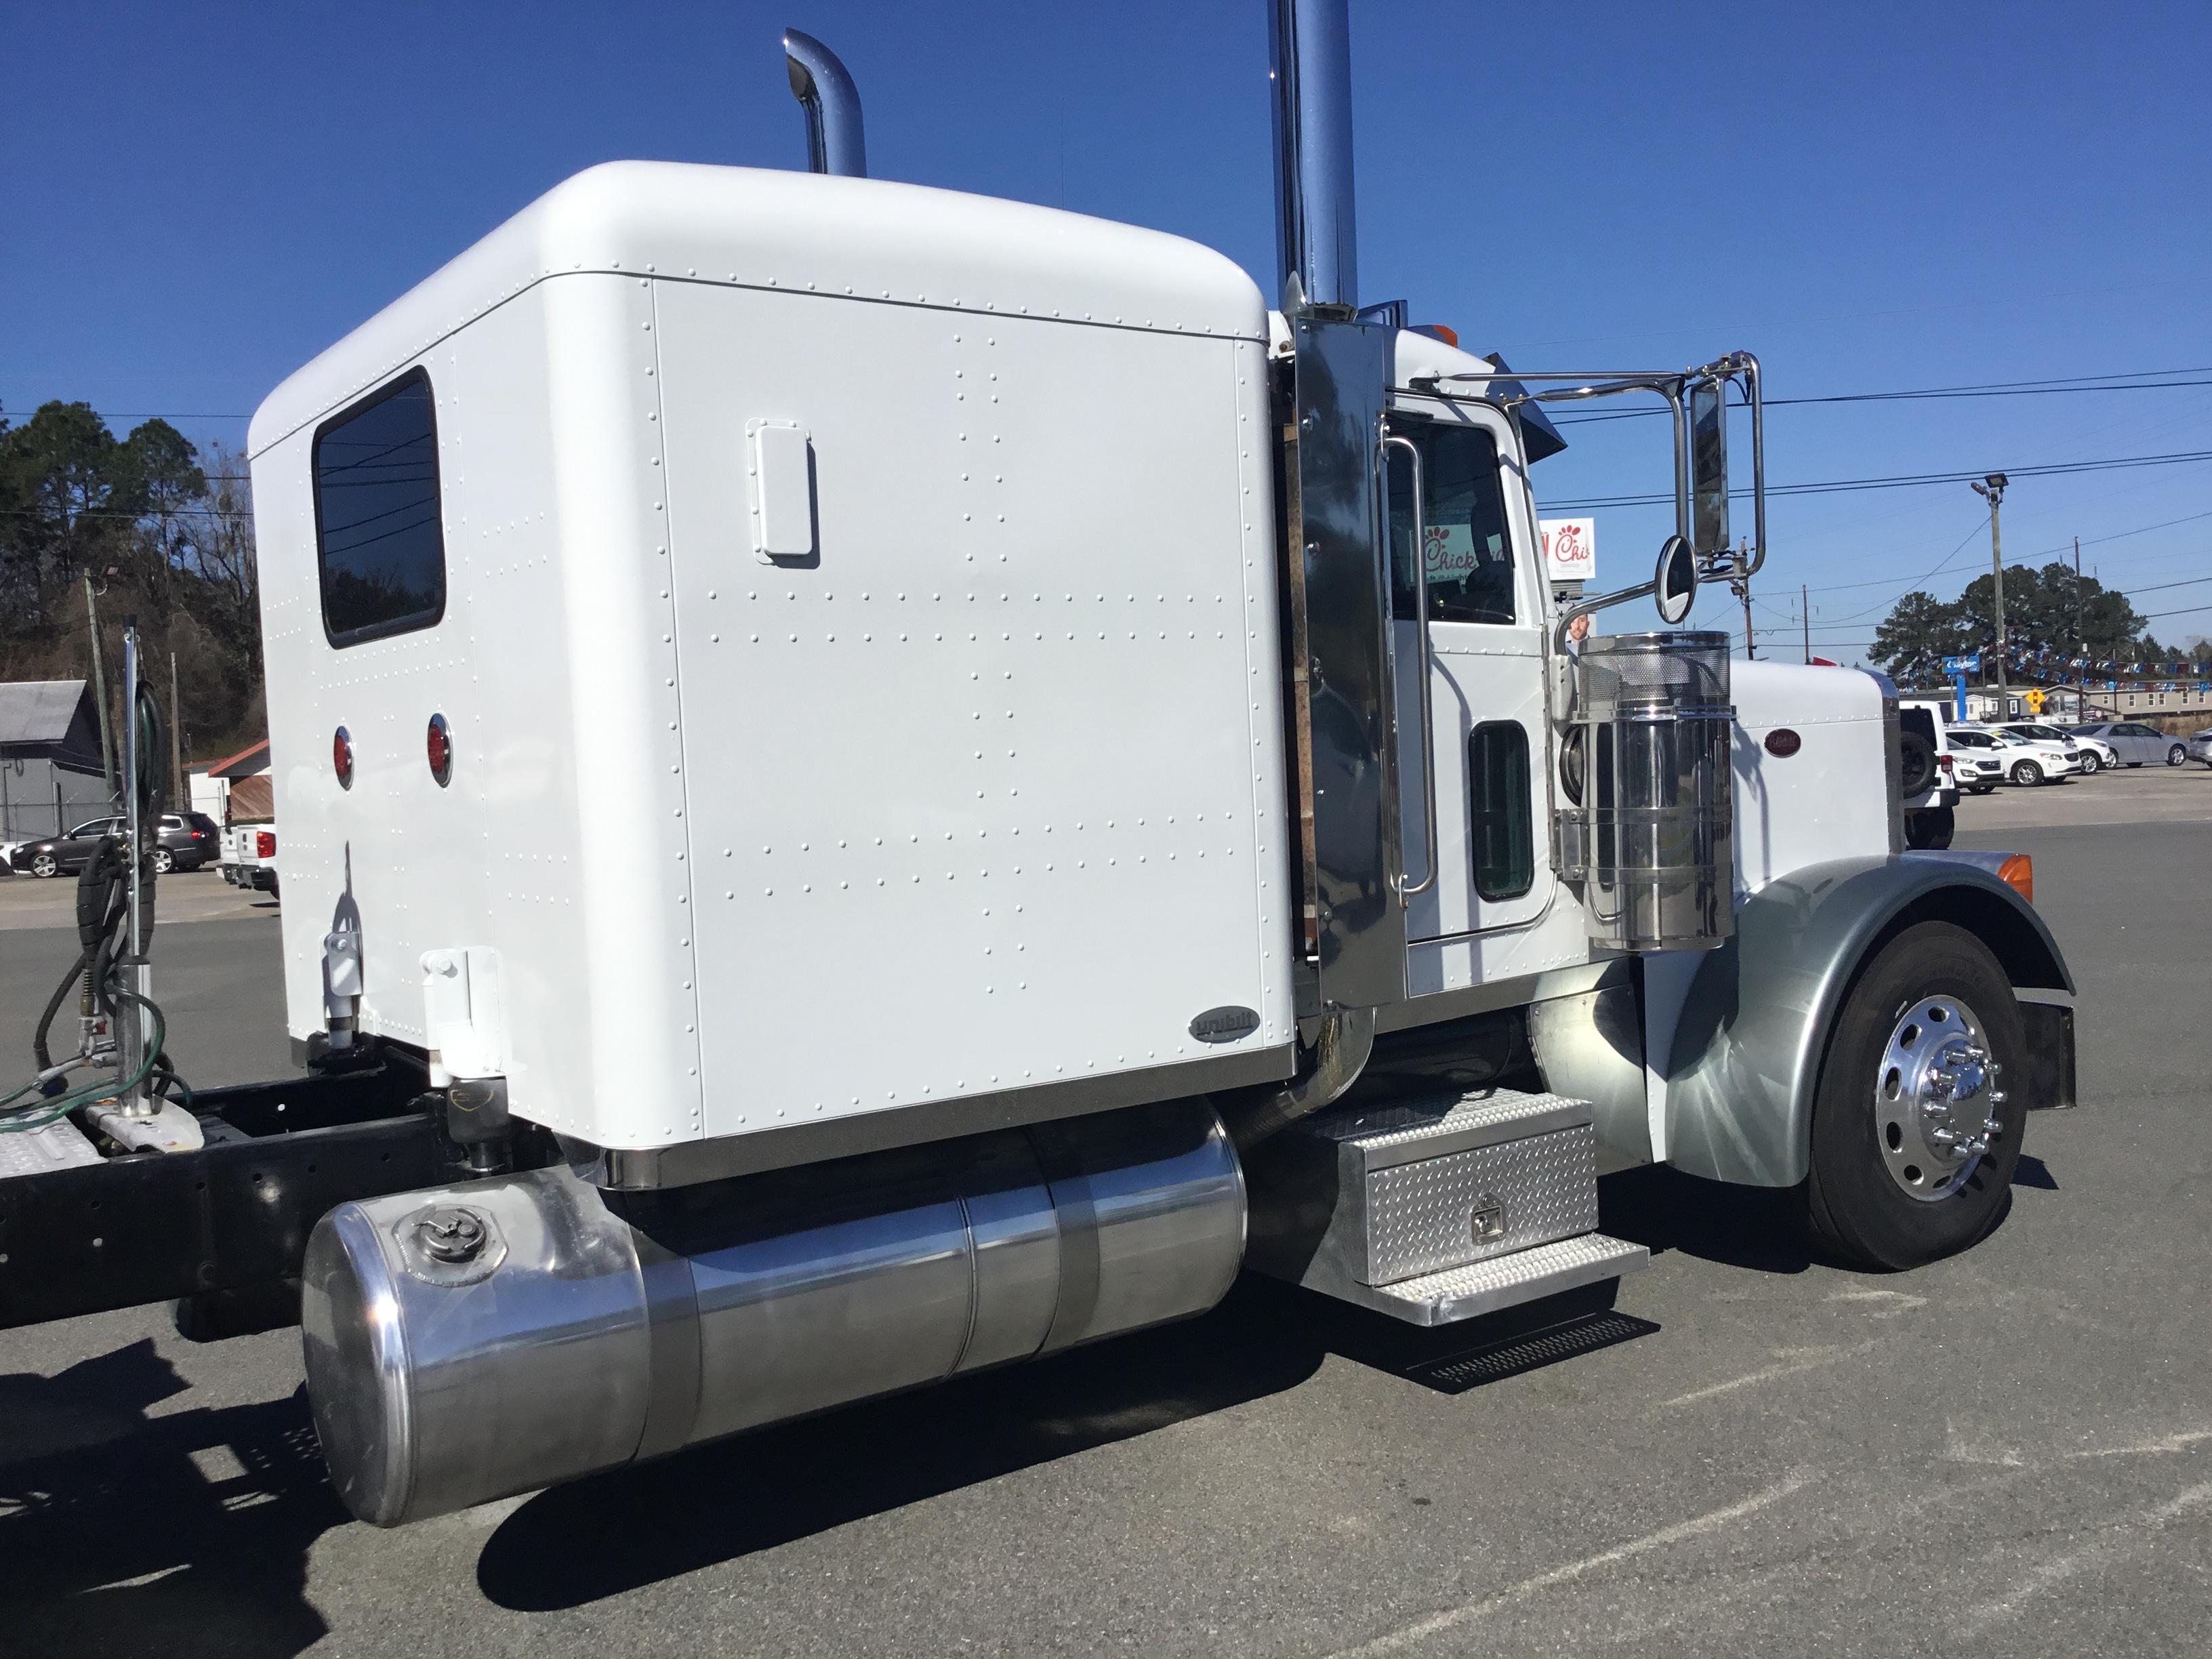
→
(1, 4, 2072, 1532)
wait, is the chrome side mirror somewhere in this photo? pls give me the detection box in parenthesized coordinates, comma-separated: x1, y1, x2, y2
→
(1689, 379, 1728, 558)
(1655, 533, 1698, 626)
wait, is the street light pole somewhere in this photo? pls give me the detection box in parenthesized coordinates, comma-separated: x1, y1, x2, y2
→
(1970, 473, 2009, 695)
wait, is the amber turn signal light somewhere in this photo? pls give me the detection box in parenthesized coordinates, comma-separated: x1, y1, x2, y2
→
(1998, 853, 2033, 905)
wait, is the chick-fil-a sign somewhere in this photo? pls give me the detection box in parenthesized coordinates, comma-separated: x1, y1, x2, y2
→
(1539, 517, 1595, 581)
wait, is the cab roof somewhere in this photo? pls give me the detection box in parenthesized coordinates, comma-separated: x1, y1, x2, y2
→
(251, 161, 1268, 456)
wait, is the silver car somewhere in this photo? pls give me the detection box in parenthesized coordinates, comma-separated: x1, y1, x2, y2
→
(2187, 728, 2212, 766)
(2072, 720, 2190, 768)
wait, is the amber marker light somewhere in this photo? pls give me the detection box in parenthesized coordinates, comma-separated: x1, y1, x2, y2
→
(1998, 854, 2034, 905)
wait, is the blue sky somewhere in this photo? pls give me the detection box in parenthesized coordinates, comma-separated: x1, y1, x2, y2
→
(5, 1, 2208, 657)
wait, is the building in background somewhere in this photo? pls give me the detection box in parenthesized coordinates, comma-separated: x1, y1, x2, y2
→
(0, 679, 111, 841)
(188, 737, 271, 826)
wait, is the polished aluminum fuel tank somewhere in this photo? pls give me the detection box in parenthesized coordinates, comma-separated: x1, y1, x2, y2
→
(300, 1099, 1244, 1526)
(1563, 631, 1735, 952)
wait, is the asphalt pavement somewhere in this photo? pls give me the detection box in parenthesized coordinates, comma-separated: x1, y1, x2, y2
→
(0, 809, 2205, 1657)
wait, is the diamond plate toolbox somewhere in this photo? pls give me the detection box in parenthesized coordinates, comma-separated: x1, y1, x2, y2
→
(1247, 1088, 1601, 1288)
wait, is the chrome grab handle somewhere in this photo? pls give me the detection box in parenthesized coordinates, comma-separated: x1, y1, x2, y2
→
(1382, 432, 1437, 903)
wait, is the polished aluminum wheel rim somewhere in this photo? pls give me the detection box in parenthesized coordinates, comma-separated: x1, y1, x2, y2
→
(1875, 995, 2005, 1202)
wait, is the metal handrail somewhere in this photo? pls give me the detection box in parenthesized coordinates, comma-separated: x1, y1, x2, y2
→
(1402, 352, 1768, 581)
(1380, 432, 1437, 903)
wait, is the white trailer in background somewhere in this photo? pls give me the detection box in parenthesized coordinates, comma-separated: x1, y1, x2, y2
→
(2, 3, 2072, 1532)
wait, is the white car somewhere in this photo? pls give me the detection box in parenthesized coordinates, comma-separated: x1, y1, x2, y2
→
(1975, 725, 2082, 786)
(1941, 729, 2007, 794)
(1998, 721, 2113, 773)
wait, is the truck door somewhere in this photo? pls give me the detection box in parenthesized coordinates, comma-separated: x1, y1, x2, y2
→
(1383, 401, 1555, 942)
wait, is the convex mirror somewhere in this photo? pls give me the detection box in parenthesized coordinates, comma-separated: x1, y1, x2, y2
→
(1655, 534, 1698, 626)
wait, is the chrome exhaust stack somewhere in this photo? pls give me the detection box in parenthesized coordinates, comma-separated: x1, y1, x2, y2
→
(783, 27, 867, 177)
(1268, 0, 1358, 311)
(301, 1100, 1244, 1526)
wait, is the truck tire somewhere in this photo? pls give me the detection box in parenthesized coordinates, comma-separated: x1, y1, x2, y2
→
(1898, 729, 1938, 796)
(2009, 759, 2043, 785)
(1800, 921, 2024, 1270)
(1904, 806, 1955, 850)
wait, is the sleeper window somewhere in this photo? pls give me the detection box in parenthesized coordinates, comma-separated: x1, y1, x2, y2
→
(1387, 422, 1518, 625)
(314, 369, 447, 645)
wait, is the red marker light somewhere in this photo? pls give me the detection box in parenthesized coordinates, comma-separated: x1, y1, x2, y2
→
(333, 725, 354, 790)
(427, 713, 453, 787)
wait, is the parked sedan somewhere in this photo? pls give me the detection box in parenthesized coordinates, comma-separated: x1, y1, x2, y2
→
(12, 811, 220, 878)
(2188, 728, 2212, 766)
(2072, 720, 2190, 767)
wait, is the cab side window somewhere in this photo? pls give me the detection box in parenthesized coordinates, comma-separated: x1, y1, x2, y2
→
(314, 369, 447, 647)
(1386, 422, 1517, 625)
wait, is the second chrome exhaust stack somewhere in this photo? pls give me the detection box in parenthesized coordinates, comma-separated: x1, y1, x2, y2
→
(783, 27, 867, 177)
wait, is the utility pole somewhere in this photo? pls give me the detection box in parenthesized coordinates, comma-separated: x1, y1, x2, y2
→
(1801, 583, 1810, 665)
(83, 569, 117, 796)
(2072, 535, 2083, 722)
(1734, 537, 1755, 659)
(169, 651, 185, 811)
(1969, 473, 2009, 694)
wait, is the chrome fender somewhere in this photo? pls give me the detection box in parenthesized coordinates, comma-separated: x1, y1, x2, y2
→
(1660, 853, 2072, 1187)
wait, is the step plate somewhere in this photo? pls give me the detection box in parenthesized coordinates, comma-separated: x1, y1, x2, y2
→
(1356, 1233, 1651, 1328)
(0, 1115, 101, 1183)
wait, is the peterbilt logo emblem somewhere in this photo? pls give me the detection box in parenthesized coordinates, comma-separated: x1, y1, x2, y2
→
(1189, 1006, 1261, 1044)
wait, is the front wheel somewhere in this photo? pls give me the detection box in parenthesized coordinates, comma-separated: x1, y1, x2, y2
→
(30, 852, 59, 878)
(2009, 759, 2043, 785)
(1800, 921, 2024, 1269)
(2078, 752, 2101, 774)
(2169, 744, 2187, 766)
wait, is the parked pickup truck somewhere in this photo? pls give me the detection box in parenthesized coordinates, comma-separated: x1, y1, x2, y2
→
(220, 823, 279, 897)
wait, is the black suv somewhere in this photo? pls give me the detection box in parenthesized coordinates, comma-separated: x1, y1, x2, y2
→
(11, 811, 220, 878)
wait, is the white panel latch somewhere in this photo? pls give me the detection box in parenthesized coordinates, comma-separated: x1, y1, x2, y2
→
(746, 418, 815, 564)
(420, 947, 507, 1087)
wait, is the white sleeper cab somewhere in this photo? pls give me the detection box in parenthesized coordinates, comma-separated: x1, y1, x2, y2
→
(0, 3, 2074, 1534)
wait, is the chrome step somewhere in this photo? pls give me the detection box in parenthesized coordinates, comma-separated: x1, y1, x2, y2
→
(1244, 1086, 1645, 1328)
(1246, 1086, 1603, 1288)
(1349, 1233, 1651, 1328)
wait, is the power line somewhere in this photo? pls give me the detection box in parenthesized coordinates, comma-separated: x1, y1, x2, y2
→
(39, 363, 2212, 439)
(1548, 368, 2212, 426)
(1548, 449, 2212, 512)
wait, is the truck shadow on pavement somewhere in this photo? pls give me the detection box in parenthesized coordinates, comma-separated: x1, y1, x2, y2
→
(1598, 1165, 1819, 1273)
(0, 1338, 342, 1659)
(474, 1273, 1656, 1612)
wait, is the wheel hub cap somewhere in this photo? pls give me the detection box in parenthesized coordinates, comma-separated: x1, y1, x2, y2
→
(1876, 996, 2005, 1201)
